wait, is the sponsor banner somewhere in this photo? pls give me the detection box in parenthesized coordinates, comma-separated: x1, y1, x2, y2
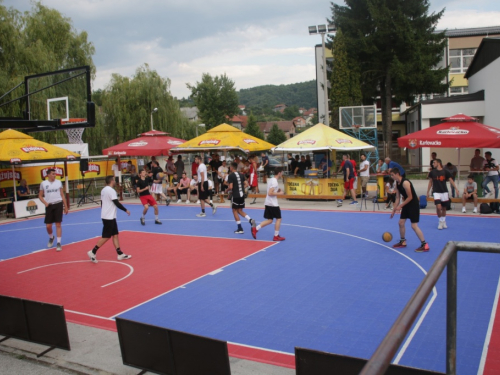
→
(243, 139, 257, 144)
(436, 127, 469, 135)
(199, 139, 221, 146)
(14, 198, 46, 219)
(297, 139, 316, 145)
(127, 141, 148, 147)
(335, 139, 352, 145)
(0, 160, 138, 188)
(284, 177, 364, 196)
(21, 146, 48, 153)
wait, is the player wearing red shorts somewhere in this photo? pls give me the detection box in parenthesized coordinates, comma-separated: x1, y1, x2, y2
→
(136, 169, 162, 225)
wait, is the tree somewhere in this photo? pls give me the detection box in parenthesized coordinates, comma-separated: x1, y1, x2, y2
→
(186, 73, 239, 130)
(329, 28, 362, 128)
(331, 0, 449, 157)
(283, 105, 300, 120)
(244, 113, 265, 140)
(266, 124, 287, 146)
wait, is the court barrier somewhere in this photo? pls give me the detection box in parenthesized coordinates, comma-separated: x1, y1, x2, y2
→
(295, 347, 443, 374)
(116, 317, 231, 375)
(0, 295, 71, 357)
(359, 241, 500, 375)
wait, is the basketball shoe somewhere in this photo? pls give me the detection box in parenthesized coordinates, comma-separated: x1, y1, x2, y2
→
(273, 235, 285, 241)
(392, 240, 407, 248)
(196, 212, 206, 217)
(118, 254, 132, 260)
(87, 250, 97, 264)
(415, 243, 430, 252)
(56, 243, 62, 251)
(47, 237, 54, 248)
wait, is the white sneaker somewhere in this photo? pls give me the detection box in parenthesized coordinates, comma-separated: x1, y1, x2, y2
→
(117, 253, 132, 260)
(195, 200, 200, 204)
(438, 221, 444, 230)
(473, 207, 478, 213)
(185, 200, 190, 204)
(196, 212, 206, 217)
(87, 250, 97, 264)
(443, 221, 447, 229)
(176, 199, 182, 203)
(56, 243, 62, 252)
(462, 207, 466, 213)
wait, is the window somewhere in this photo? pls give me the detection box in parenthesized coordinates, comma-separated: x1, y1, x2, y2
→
(449, 48, 476, 73)
(450, 86, 469, 96)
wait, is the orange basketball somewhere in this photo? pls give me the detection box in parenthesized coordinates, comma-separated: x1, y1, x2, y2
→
(382, 232, 393, 243)
(156, 172, 165, 180)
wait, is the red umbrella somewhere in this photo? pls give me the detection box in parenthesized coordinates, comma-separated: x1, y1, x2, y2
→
(103, 130, 186, 156)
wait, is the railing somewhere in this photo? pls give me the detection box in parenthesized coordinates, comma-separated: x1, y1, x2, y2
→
(360, 241, 500, 375)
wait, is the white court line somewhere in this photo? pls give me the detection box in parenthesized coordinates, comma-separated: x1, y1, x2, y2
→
(477, 274, 500, 374)
(282, 223, 438, 365)
(109, 241, 279, 319)
(125, 228, 273, 243)
(17, 260, 134, 288)
(209, 269, 223, 275)
(65, 309, 114, 321)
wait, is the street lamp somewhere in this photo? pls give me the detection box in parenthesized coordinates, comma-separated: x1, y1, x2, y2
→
(150, 107, 158, 131)
(309, 24, 336, 126)
(196, 123, 206, 137)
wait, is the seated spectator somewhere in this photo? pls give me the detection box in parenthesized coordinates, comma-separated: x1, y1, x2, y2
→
(7, 179, 30, 217)
(166, 173, 179, 200)
(462, 174, 478, 214)
(126, 160, 136, 175)
(189, 175, 200, 204)
(376, 158, 388, 174)
(384, 176, 397, 209)
(176, 172, 191, 203)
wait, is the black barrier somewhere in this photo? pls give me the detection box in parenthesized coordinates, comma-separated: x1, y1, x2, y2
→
(0, 295, 70, 357)
(169, 329, 231, 375)
(295, 347, 444, 375)
(116, 318, 231, 375)
(116, 318, 175, 375)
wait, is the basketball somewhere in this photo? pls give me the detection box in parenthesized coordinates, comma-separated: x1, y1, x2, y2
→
(156, 172, 165, 180)
(382, 232, 393, 242)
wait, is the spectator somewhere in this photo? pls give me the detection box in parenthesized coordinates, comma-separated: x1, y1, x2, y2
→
(176, 172, 191, 203)
(482, 151, 499, 198)
(430, 152, 437, 171)
(462, 174, 478, 214)
(305, 155, 312, 170)
(126, 160, 136, 175)
(189, 175, 200, 204)
(165, 156, 176, 183)
(359, 154, 370, 197)
(470, 149, 484, 171)
(384, 176, 397, 210)
(295, 155, 306, 177)
(166, 173, 179, 200)
(319, 155, 332, 178)
(291, 155, 299, 177)
(146, 156, 156, 172)
(7, 179, 30, 217)
(191, 157, 198, 179)
(218, 160, 229, 190)
(445, 162, 458, 198)
(111, 158, 121, 184)
(385, 157, 405, 176)
(338, 154, 357, 206)
(174, 155, 185, 176)
(210, 154, 222, 193)
(376, 158, 388, 174)
(236, 156, 246, 174)
(261, 152, 269, 183)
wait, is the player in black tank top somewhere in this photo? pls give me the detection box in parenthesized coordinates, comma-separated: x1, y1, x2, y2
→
(390, 167, 429, 252)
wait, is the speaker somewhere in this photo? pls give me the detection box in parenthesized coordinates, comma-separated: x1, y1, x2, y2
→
(80, 159, 89, 172)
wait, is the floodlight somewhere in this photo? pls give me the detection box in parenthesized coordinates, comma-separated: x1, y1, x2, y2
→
(327, 24, 336, 32)
(308, 26, 318, 34)
(317, 24, 327, 33)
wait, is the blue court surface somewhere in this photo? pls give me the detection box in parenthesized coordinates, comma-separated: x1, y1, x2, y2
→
(1, 205, 499, 373)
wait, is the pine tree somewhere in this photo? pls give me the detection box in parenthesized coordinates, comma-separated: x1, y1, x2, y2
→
(244, 113, 265, 140)
(266, 124, 287, 146)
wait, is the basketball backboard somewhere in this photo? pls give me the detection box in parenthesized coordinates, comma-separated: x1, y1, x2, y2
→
(0, 66, 95, 133)
(339, 105, 377, 130)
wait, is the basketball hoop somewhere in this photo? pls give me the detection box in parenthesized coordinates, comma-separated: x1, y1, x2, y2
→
(62, 118, 87, 144)
(353, 124, 361, 133)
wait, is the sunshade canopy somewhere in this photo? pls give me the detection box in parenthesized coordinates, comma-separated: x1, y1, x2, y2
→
(398, 114, 500, 149)
(0, 129, 80, 165)
(102, 130, 186, 156)
(171, 123, 275, 153)
(272, 123, 375, 152)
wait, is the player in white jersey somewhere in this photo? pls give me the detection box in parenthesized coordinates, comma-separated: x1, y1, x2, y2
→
(87, 176, 131, 263)
(38, 169, 68, 251)
(251, 168, 285, 241)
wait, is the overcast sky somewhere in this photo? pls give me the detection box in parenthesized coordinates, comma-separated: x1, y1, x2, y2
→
(5, 0, 500, 99)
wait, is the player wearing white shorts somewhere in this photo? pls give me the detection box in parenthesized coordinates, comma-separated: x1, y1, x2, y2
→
(251, 168, 285, 241)
(150, 160, 170, 205)
(87, 176, 132, 263)
(427, 159, 459, 229)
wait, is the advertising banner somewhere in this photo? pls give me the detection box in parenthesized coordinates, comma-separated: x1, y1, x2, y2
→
(14, 198, 46, 218)
(284, 177, 364, 197)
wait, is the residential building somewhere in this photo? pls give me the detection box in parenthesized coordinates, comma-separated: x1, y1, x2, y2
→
(292, 116, 307, 128)
(273, 104, 287, 113)
(180, 107, 198, 121)
(230, 115, 248, 130)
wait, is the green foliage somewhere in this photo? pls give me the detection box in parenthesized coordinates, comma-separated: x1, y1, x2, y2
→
(187, 73, 239, 130)
(283, 105, 300, 121)
(244, 113, 265, 140)
(329, 28, 362, 128)
(177, 97, 195, 108)
(238, 81, 317, 109)
(266, 124, 287, 146)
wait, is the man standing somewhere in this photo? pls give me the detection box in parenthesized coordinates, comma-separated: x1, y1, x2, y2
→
(165, 156, 176, 183)
(337, 154, 357, 206)
(252, 167, 285, 241)
(385, 157, 405, 177)
(174, 155, 185, 176)
(150, 160, 169, 205)
(218, 160, 229, 191)
(482, 151, 499, 198)
(261, 152, 269, 183)
(87, 176, 132, 263)
(195, 155, 217, 217)
(359, 154, 370, 197)
(210, 154, 222, 194)
(390, 168, 429, 252)
(136, 169, 162, 225)
(470, 149, 485, 171)
(227, 162, 255, 234)
(294, 155, 306, 177)
(38, 169, 68, 251)
(427, 159, 459, 229)
(111, 158, 121, 184)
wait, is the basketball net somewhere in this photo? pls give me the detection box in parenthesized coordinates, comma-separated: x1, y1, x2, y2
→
(62, 118, 87, 144)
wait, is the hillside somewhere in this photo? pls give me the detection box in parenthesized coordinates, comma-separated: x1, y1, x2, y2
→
(238, 80, 317, 109)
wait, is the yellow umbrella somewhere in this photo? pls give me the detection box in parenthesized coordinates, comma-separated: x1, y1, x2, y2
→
(172, 123, 275, 153)
(0, 129, 80, 164)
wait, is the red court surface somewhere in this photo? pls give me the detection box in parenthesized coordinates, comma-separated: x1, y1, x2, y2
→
(0, 231, 275, 331)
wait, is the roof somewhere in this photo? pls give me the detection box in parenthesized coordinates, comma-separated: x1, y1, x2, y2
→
(437, 26, 500, 38)
(403, 90, 485, 115)
(464, 38, 500, 79)
(274, 104, 286, 108)
(257, 121, 295, 133)
(230, 115, 248, 128)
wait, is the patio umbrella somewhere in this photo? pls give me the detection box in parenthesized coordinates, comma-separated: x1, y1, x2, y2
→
(0, 129, 80, 201)
(102, 130, 186, 156)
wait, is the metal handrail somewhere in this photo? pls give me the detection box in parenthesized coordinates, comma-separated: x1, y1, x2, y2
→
(360, 241, 500, 375)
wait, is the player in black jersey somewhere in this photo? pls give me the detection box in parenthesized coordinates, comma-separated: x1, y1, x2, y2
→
(227, 162, 256, 234)
(390, 167, 429, 252)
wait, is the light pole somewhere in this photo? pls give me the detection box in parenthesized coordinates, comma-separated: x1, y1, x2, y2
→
(150, 107, 158, 131)
(196, 123, 206, 137)
(309, 24, 336, 126)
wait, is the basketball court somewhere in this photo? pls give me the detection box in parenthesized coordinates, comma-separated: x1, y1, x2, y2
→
(1, 204, 500, 374)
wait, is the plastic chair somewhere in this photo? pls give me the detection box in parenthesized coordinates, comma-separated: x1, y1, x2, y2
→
(360, 183, 380, 211)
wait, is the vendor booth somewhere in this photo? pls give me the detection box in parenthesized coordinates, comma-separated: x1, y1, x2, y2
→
(272, 123, 377, 198)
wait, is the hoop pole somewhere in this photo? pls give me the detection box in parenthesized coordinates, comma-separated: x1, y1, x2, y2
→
(64, 161, 70, 209)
